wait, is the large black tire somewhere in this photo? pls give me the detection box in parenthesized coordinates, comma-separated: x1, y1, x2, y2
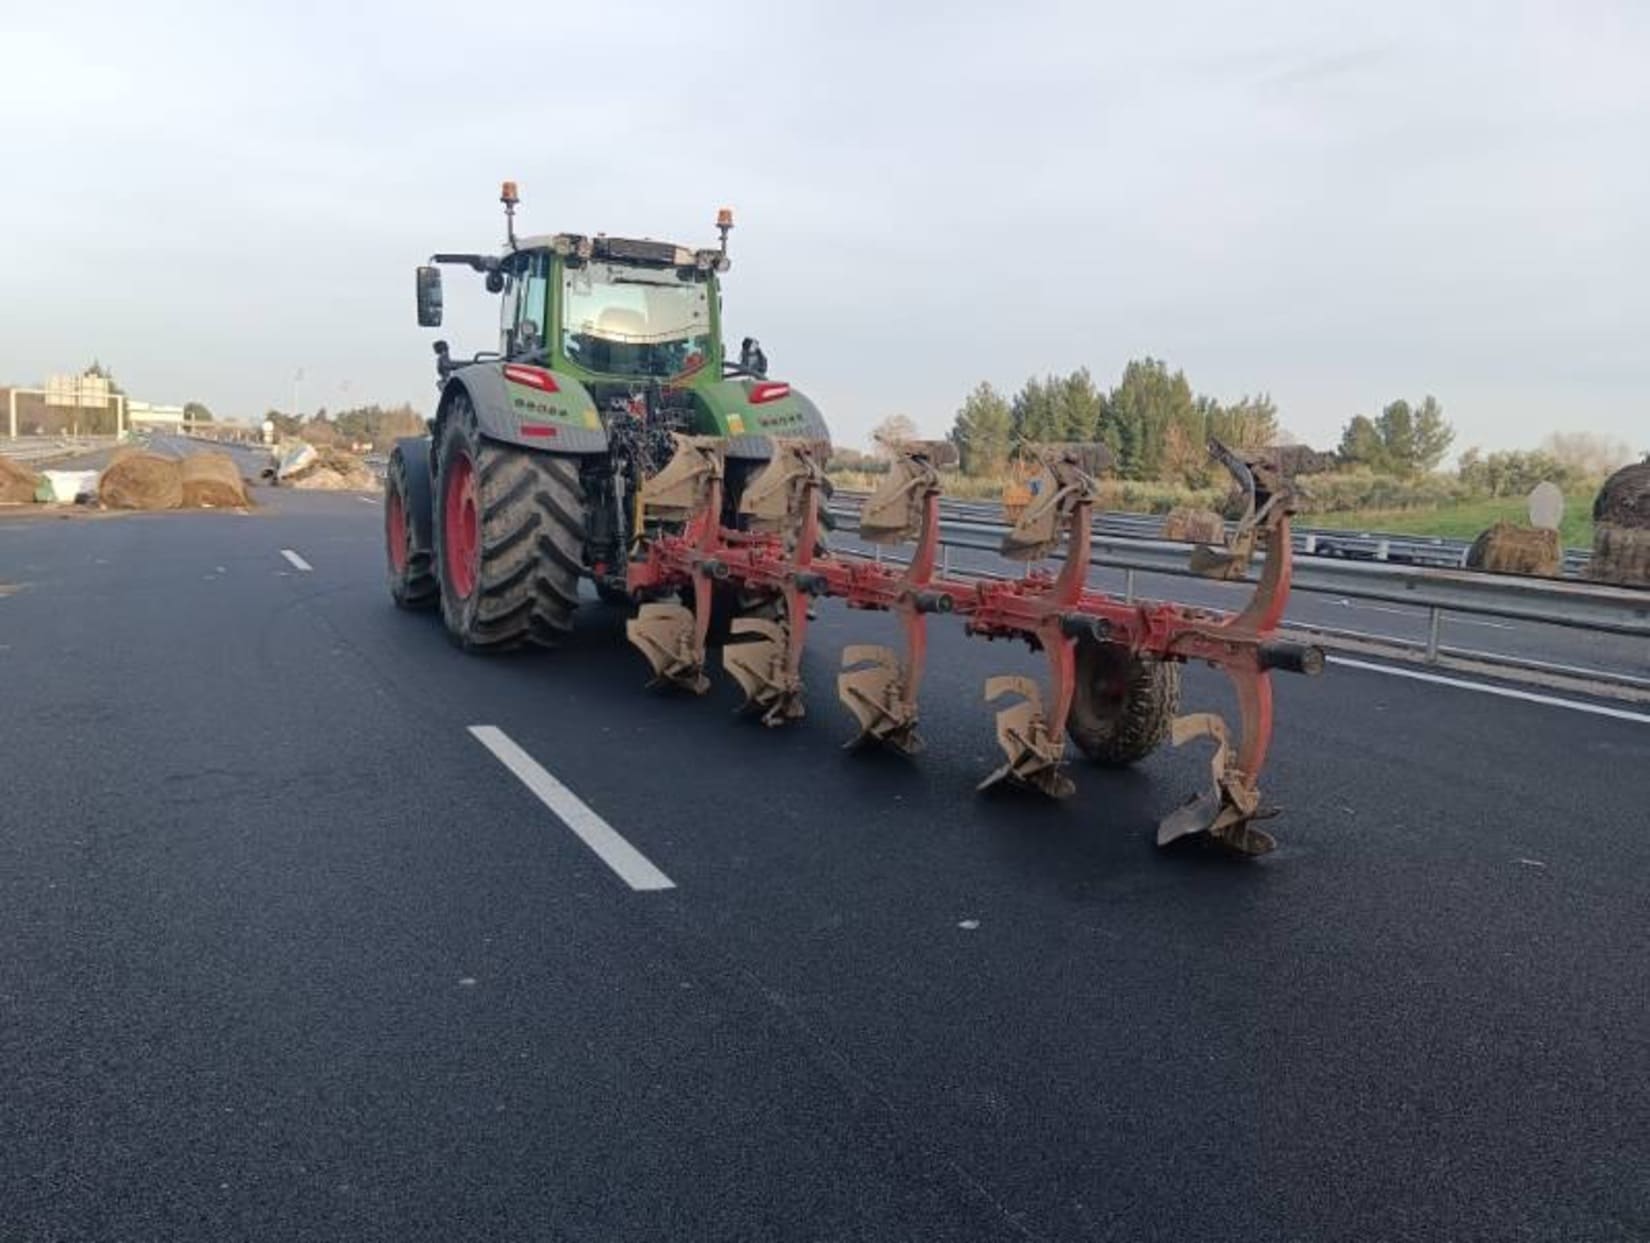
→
(433, 393, 585, 650)
(385, 442, 438, 610)
(1066, 639, 1180, 767)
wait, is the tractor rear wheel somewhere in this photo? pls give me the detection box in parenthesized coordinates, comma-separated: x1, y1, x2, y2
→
(434, 393, 585, 650)
(385, 442, 438, 610)
(1066, 638, 1180, 766)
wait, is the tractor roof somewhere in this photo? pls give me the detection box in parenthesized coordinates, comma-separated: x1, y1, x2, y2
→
(511, 234, 728, 272)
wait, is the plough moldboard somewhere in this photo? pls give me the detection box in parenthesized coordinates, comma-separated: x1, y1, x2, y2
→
(624, 437, 1324, 855)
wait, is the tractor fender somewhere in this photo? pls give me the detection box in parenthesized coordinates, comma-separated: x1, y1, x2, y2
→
(437, 361, 610, 454)
(391, 435, 436, 549)
(694, 380, 832, 460)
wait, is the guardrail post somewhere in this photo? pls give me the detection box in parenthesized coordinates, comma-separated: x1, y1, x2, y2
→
(1124, 568, 1136, 603)
(941, 543, 951, 575)
(1426, 607, 1442, 663)
(1304, 534, 1316, 555)
(1376, 539, 1390, 562)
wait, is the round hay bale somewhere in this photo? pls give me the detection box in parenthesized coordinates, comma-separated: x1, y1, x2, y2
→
(1592, 461, 1650, 530)
(1161, 506, 1226, 544)
(1465, 521, 1561, 577)
(98, 452, 183, 510)
(179, 452, 251, 508)
(1589, 523, 1650, 588)
(0, 452, 41, 504)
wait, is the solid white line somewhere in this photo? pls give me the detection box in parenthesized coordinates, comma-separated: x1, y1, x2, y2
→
(1326, 656, 1650, 725)
(280, 548, 313, 572)
(467, 725, 676, 891)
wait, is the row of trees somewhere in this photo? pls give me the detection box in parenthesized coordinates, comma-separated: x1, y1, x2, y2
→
(266, 404, 426, 447)
(947, 359, 1283, 485)
(1457, 435, 1641, 497)
(1335, 398, 1453, 476)
(936, 357, 1476, 486)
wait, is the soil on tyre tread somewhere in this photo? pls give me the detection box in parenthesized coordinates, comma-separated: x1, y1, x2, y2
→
(435, 399, 585, 650)
(1067, 642, 1181, 767)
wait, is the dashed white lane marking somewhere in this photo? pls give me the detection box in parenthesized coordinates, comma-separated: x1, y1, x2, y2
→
(468, 725, 676, 892)
(1327, 656, 1650, 725)
(280, 549, 313, 572)
(357, 495, 378, 505)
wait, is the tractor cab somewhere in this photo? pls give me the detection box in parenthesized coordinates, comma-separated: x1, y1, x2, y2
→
(515, 236, 723, 383)
(416, 185, 736, 391)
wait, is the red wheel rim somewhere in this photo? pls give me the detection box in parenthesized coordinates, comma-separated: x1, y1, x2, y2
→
(443, 453, 479, 599)
(386, 488, 408, 574)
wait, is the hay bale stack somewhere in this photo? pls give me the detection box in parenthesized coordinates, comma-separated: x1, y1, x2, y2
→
(1589, 524, 1650, 587)
(1161, 506, 1227, 545)
(1465, 521, 1561, 577)
(0, 452, 41, 503)
(1592, 461, 1650, 529)
(1582, 463, 1650, 586)
(98, 452, 183, 510)
(179, 452, 252, 508)
(284, 447, 376, 491)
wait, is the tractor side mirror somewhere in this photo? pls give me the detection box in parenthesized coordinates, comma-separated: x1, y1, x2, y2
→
(415, 266, 444, 327)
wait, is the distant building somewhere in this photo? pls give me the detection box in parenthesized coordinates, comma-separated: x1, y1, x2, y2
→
(127, 402, 186, 430)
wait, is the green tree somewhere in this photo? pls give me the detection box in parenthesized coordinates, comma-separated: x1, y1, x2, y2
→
(1051, 368, 1104, 442)
(331, 403, 426, 447)
(1457, 447, 1487, 492)
(265, 409, 303, 438)
(1337, 414, 1387, 470)
(1010, 376, 1059, 443)
(1101, 358, 1196, 480)
(1208, 393, 1279, 449)
(1340, 397, 1453, 476)
(949, 381, 1013, 476)
(1409, 395, 1454, 473)
(183, 401, 214, 423)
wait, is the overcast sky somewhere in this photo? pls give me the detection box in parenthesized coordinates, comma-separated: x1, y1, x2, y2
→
(3, 0, 1646, 454)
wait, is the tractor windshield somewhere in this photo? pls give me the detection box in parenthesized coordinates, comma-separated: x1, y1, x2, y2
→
(562, 261, 713, 378)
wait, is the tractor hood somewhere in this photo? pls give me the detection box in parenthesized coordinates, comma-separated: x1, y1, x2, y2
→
(694, 378, 830, 459)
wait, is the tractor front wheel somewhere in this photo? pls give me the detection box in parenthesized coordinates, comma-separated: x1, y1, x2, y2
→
(434, 394, 585, 650)
(385, 441, 438, 610)
(1066, 638, 1180, 766)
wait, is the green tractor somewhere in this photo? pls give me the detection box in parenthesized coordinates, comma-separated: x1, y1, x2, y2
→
(385, 182, 831, 648)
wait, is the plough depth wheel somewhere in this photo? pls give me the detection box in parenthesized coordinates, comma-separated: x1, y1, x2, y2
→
(1067, 640, 1180, 768)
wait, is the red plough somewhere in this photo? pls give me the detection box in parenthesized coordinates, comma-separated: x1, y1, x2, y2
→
(625, 438, 1323, 855)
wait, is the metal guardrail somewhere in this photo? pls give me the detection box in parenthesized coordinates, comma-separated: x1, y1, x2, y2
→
(834, 489, 1594, 576)
(824, 503, 1650, 668)
(0, 435, 119, 464)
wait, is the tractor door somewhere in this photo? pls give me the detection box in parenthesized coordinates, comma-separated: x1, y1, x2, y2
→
(499, 250, 551, 360)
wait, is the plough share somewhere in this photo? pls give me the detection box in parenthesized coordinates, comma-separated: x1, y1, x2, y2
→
(626, 437, 1323, 855)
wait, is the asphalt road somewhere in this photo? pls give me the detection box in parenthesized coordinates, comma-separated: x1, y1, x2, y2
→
(2, 484, 1648, 1241)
